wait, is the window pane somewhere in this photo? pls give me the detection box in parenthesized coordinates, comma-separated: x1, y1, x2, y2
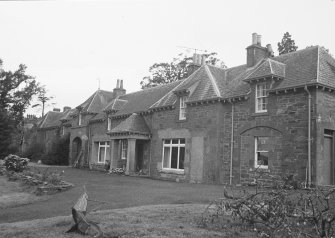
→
(257, 152, 268, 166)
(180, 139, 185, 144)
(179, 147, 185, 169)
(99, 147, 105, 162)
(257, 137, 269, 151)
(164, 139, 171, 144)
(172, 139, 179, 144)
(171, 147, 178, 169)
(163, 147, 170, 168)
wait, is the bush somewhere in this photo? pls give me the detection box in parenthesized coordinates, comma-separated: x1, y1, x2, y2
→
(41, 134, 70, 165)
(23, 140, 45, 162)
(3, 154, 29, 172)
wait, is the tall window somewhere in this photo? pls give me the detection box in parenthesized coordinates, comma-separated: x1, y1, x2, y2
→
(255, 137, 269, 169)
(78, 113, 82, 126)
(98, 141, 110, 163)
(179, 96, 187, 120)
(107, 117, 112, 131)
(256, 83, 267, 113)
(162, 139, 185, 170)
(121, 140, 127, 160)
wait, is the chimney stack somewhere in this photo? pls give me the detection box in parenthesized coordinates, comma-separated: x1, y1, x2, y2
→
(266, 44, 274, 57)
(252, 33, 258, 45)
(63, 106, 71, 112)
(53, 108, 61, 112)
(246, 33, 269, 67)
(113, 79, 126, 98)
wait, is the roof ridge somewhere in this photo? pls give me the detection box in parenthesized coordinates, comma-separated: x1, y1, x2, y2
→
(87, 90, 98, 112)
(149, 80, 182, 109)
(273, 45, 318, 60)
(205, 65, 221, 97)
(243, 59, 266, 79)
(269, 59, 273, 74)
(122, 80, 181, 97)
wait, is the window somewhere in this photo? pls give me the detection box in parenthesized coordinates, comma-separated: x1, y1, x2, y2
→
(255, 137, 269, 169)
(98, 141, 110, 163)
(179, 96, 187, 120)
(121, 140, 127, 160)
(255, 83, 267, 113)
(162, 139, 185, 170)
(107, 117, 112, 131)
(78, 113, 82, 126)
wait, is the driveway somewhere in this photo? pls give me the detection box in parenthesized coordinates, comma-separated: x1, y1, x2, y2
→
(0, 167, 227, 223)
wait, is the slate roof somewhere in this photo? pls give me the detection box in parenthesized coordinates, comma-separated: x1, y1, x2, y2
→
(77, 90, 115, 113)
(38, 111, 67, 129)
(109, 113, 150, 136)
(111, 80, 182, 116)
(244, 58, 286, 81)
(40, 45, 335, 129)
(59, 108, 76, 122)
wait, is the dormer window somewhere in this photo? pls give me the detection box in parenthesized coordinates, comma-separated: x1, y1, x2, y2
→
(107, 117, 112, 131)
(78, 113, 82, 126)
(179, 96, 187, 120)
(255, 83, 267, 113)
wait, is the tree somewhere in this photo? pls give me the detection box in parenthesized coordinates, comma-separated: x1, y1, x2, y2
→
(140, 52, 226, 89)
(32, 88, 54, 117)
(277, 32, 298, 55)
(0, 59, 42, 158)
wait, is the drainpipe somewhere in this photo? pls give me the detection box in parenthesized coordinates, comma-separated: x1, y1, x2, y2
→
(304, 85, 312, 187)
(229, 100, 235, 185)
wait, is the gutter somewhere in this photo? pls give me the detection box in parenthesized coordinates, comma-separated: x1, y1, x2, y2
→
(229, 101, 235, 185)
(304, 85, 312, 187)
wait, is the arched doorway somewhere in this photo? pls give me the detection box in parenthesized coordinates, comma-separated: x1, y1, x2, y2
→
(72, 137, 82, 165)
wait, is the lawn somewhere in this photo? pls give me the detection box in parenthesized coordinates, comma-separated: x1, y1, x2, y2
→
(0, 204, 257, 238)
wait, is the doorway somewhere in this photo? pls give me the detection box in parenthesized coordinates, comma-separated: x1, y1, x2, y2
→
(135, 140, 144, 172)
(72, 137, 82, 164)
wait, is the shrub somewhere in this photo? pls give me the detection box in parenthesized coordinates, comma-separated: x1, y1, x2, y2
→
(23, 140, 45, 162)
(3, 154, 29, 172)
(41, 134, 70, 165)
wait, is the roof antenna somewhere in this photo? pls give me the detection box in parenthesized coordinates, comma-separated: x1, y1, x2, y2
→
(176, 46, 207, 54)
(97, 78, 100, 90)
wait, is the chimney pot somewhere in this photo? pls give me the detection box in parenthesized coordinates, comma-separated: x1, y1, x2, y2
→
(257, 35, 262, 45)
(116, 79, 120, 88)
(266, 44, 274, 57)
(252, 33, 258, 45)
(201, 55, 206, 65)
(120, 79, 123, 89)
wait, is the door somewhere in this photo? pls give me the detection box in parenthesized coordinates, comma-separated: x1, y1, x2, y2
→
(136, 141, 144, 172)
(323, 130, 334, 185)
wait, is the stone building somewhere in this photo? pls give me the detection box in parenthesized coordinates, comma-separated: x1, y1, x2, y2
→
(37, 33, 335, 186)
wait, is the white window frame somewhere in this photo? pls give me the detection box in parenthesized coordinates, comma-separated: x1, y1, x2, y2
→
(107, 117, 112, 131)
(121, 140, 127, 160)
(162, 139, 185, 171)
(98, 141, 110, 164)
(78, 113, 82, 126)
(255, 137, 269, 169)
(255, 83, 267, 113)
(179, 96, 187, 120)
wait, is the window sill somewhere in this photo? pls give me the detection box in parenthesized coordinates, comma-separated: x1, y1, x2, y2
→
(252, 112, 269, 117)
(249, 167, 270, 173)
(160, 169, 185, 175)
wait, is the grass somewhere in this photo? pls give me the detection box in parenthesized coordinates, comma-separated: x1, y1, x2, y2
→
(0, 177, 48, 209)
(0, 204, 258, 238)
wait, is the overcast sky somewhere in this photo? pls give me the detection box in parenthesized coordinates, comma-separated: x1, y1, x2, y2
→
(1, 0, 334, 115)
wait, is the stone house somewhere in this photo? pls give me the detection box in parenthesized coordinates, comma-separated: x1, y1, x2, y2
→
(37, 33, 335, 186)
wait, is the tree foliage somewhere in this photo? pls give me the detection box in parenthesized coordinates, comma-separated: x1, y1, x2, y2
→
(0, 59, 42, 158)
(32, 87, 54, 117)
(277, 32, 298, 55)
(140, 52, 226, 89)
